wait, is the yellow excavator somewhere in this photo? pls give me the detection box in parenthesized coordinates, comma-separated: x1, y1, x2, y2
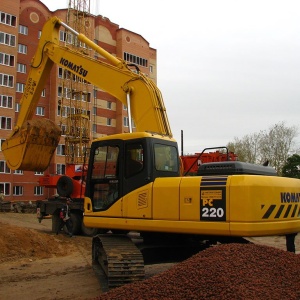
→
(3, 17, 300, 288)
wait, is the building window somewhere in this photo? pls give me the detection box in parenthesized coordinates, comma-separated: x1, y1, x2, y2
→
(35, 171, 44, 175)
(123, 52, 148, 67)
(56, 164, 66, 175)
(0, 12, 17, 26)
(93, 106, 96, 115)
(58, 86, 71, 99)
(0, 139, 5, 151)
(0, 95, 13, 108)
(19, 25, 28, 35)
(17, 63, 26, 73)
(57, 144, 65, 156)
(14, 169, 23, 174)
(150, 65, 153, 73)
(16, 82, 25, 92)
(59, 30, 66, 42)
(0, 32, 16, 47)
(58, 86, 62, 97)
(58, 68, 73, 80)
(13, 186, 23, 196)
(57, 105, 70, 117)
(107, 101, 112, 109)
(0, 117, 12, 129)
(15, 103, 20, 112)
(0, 53, 14, 66)
(107, 118, 112, 126)
(0, 182, 10, 195)
(18, 44, 27, 54)
(34, 186, 44, 195)
(0, 161, 10, 173)
(58, 67, 63, 78)
(66, 88, 71, 99)
(36, 106, 45, 116)
(0, 73, 13, 87)
(66, 33, 74, 44)
(124, 117, 129, 127)
(86, 92, 91, 102)
(61, 124, 67, 135)
(92, 123, 97, 132)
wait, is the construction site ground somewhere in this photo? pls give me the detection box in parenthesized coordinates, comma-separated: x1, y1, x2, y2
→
(0, 212, 299, 300)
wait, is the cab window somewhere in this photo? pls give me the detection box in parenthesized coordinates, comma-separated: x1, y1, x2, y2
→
(91, 145, 119, 210)
(125, 143, 144, 178)
(154, 144, 178, 172)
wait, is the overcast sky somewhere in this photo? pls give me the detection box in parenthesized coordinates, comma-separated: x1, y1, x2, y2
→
(40, 0, 300, 154)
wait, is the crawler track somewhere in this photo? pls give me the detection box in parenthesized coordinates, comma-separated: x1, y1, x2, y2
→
(92, 234, 145, 288)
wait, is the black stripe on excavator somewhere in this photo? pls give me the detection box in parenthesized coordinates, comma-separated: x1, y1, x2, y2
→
(263, 204, 299, 219)
(274, 205, 285, 218)
(284, 205, 292, 218)
(262, 205, 276, 219)
(201, 176, 228, 186)
(291, 204, 299, 217)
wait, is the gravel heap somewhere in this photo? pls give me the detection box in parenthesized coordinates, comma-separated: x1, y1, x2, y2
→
(95, 243, 300, 300)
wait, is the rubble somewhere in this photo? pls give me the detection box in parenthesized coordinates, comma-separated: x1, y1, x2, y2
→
(96, 243, 300, 300)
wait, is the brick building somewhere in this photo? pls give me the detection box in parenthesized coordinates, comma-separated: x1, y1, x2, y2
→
(0, 0, 157, 202)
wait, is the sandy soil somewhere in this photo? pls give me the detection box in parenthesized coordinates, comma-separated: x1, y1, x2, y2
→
(0, 212, 175, 300)
(0, 212, 299, 300)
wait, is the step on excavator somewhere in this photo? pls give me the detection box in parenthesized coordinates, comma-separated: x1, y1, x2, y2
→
(3, 17, 300, 288)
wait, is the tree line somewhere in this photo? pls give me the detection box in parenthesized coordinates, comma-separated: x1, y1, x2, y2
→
(227, 121, 299, 177)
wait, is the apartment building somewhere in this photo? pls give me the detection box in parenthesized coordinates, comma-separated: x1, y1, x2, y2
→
(0, 0, 157, 201)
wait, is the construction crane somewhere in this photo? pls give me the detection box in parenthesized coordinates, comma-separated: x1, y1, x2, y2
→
(61, 0, 92, 168)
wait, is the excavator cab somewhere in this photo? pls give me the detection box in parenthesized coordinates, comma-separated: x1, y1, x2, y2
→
(85, 133, 180, 212)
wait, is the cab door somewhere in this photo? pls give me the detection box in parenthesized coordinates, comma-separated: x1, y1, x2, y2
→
(87, 141, 122, 212)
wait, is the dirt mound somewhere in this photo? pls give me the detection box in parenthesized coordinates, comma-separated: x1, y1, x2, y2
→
(0, 221, 76, 262)
(97, 243, 300, 300)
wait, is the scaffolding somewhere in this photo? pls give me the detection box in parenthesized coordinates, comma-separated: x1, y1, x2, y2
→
(59, 0, 93, 165)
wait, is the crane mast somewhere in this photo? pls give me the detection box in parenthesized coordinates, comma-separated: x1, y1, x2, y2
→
(60, 0, 92, 166)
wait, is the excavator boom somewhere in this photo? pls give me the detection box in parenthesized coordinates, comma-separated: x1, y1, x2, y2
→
(2, 17, 171, 171)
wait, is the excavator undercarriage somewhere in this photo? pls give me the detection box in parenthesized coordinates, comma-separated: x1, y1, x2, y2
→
(91, 231, 250, 289)
(92, 234, 144, 288)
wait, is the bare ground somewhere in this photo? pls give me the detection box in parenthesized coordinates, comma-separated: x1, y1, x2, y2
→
(0, 212, 299, 300)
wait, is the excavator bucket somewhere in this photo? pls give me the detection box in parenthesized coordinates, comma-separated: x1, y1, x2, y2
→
(2, 119, 61, 172)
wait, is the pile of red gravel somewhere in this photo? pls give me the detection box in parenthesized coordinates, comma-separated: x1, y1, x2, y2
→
(95, 243, 300, 300)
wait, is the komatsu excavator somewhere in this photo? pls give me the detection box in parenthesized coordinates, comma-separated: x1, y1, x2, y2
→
(3, 17, 300, 288)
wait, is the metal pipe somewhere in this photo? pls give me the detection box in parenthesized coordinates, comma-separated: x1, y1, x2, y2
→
(58, 20, 123, 68)
(126, 93, 133, 133)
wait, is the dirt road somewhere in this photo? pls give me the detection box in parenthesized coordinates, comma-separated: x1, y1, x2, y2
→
(0, 212, 102, 300)
(0, 212, 175, 300)
(0, 212, 299, 300)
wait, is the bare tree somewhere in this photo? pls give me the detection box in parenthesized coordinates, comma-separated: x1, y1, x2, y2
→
(227, 132, 262, 164)
(259, 122, 297, 175)
(227, 122, 298, 174)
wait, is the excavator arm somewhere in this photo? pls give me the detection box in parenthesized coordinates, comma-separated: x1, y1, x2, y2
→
(2, 17, 171, 171)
